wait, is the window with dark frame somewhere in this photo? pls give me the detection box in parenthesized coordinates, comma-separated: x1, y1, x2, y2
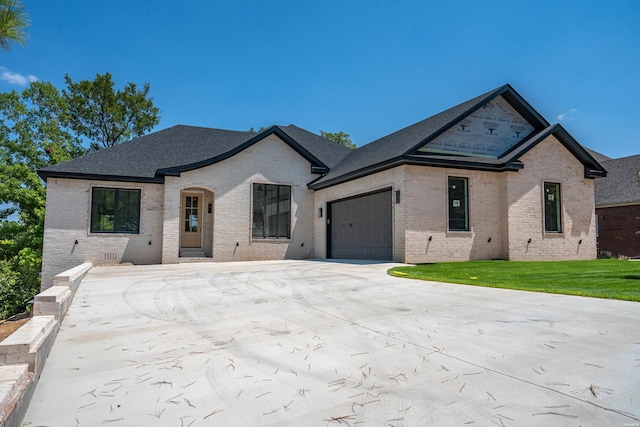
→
(448, 177, 469, 231)
(90, 188, 141, 234)
(544, 182, 562, 233)
(252, 183, 291, 239)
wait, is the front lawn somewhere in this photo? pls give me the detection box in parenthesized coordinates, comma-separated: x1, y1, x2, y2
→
(388, 259, 640, 302)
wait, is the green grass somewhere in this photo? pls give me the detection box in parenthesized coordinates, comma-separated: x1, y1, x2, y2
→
(388, 259, 640, 302)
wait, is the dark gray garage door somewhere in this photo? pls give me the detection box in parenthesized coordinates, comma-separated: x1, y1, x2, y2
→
(328, 189, 392, 260)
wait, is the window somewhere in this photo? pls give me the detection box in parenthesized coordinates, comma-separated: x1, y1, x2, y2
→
(91, 188, 141, 233)
(252, 183, 291, 239)
(184, 195, 199, 232)
(544, 182, 562, 233)
(448, 177, 469, 231)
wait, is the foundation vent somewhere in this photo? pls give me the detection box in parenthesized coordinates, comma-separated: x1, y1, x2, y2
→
(103, 253, 119, 262)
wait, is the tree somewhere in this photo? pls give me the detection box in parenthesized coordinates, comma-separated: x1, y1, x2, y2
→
(0, 75, 160, 319)
(320, 130, 356, 149)
(64, 72, 160, 150)
(0, 81, 82, 318)
(0, 0, 28, 51)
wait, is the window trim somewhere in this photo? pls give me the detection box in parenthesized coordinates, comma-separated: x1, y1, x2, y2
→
(251, 182, 292, 240)
(447, 175, 470, 232)
(543, 181, 563, 234)
(90, 187, 141, 234)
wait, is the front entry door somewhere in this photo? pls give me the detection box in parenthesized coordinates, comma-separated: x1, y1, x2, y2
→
(181, 192, 202, 248)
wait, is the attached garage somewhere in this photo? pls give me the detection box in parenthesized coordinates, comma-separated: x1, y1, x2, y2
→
(327, 189, 393, 260)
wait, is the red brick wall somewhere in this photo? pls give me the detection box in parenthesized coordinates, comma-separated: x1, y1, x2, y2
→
(597, 205, 640, 257)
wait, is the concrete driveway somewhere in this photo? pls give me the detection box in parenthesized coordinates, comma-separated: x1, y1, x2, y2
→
(24, 260, 639, 426)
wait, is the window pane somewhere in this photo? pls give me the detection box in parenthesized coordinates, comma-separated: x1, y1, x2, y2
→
(91, 188, 140, 234)
(116, 189, 140, 232)
(265, 185, 278, 238)
(91, 188, 115, 232)
(252, 183, 291, 239)
(448, 177, 469, 231)
(544, 182, 562, 232)
(252, 184, 265, 238)
(278, 186, 291, 238)
(190, 212, 198, 232)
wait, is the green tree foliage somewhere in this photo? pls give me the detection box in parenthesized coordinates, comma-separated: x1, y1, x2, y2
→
(0, 75, 160, 318)
(0, 81, 82, 318)
(64, 72, 160, 150)
(0, 0, 28, 51)
(320, 130, 356, 149)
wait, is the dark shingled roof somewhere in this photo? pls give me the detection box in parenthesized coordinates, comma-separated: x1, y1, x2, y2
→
(595, 154, 640, 207)
(38, 124, 353, 183)
(38, 84, 607, 189)
(585, 148, 612, 164)
(309, 84, 605, 189)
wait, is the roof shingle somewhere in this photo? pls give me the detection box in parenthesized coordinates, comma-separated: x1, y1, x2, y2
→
(595, 155, 640, 206)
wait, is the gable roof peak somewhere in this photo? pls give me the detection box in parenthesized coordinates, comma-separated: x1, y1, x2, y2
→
(309, 84, 578, 190)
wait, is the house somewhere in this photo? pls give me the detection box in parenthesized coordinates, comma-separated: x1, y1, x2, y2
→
(594, 154, 640, 257)
(38, 84, 607, 289)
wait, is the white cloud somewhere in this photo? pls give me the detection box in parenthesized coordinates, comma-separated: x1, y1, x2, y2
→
(0, 66, 38, 86)
(557, 107, 578, 121)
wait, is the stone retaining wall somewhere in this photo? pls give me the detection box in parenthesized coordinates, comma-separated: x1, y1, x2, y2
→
(0, 262, 91, 427)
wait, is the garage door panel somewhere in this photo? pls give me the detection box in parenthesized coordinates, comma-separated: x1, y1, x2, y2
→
(329, 189, 392, 260)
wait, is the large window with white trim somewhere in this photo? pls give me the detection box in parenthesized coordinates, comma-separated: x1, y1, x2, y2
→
(448, 177, 469, 231)
(90, 187, 140, 233)
(252, 183, 291, 239)
(544, 182, 562, 233)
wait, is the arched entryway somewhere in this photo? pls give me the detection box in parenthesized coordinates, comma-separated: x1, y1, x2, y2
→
(179, 188, 214, 258)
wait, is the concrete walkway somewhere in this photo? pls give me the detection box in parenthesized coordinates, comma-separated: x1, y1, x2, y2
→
(23, 260, 639, 426)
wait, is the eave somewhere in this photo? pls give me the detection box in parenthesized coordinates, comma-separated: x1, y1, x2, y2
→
(308, 155, 524, 190)
(503, 124, 607, 179)
(37, 170, 165, 184)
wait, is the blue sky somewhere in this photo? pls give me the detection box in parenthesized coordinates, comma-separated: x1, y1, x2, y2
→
(4, 0, 639, 159)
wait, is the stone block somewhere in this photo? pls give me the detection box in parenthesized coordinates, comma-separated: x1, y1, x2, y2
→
(0, 317, 55, 356)
(33, 286, 70, 303)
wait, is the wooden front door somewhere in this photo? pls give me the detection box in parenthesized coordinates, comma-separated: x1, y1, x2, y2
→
(181, 192, 202, 248)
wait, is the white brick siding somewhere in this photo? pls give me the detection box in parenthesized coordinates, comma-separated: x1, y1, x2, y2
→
(313, 167, 406, 262)
(403, 165, 507, 263)
(41, 178, 164, 289)
(162, 134, 316, 263)
(41, 132, 598, 287)
(311, 135, 597, 263)
(505, 135, 597, 260)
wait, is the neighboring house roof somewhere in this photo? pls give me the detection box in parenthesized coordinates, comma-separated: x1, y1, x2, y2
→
(595, 154, 640, 207)
(309, 84, 606, 189)
(38, 125, 353, 183)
